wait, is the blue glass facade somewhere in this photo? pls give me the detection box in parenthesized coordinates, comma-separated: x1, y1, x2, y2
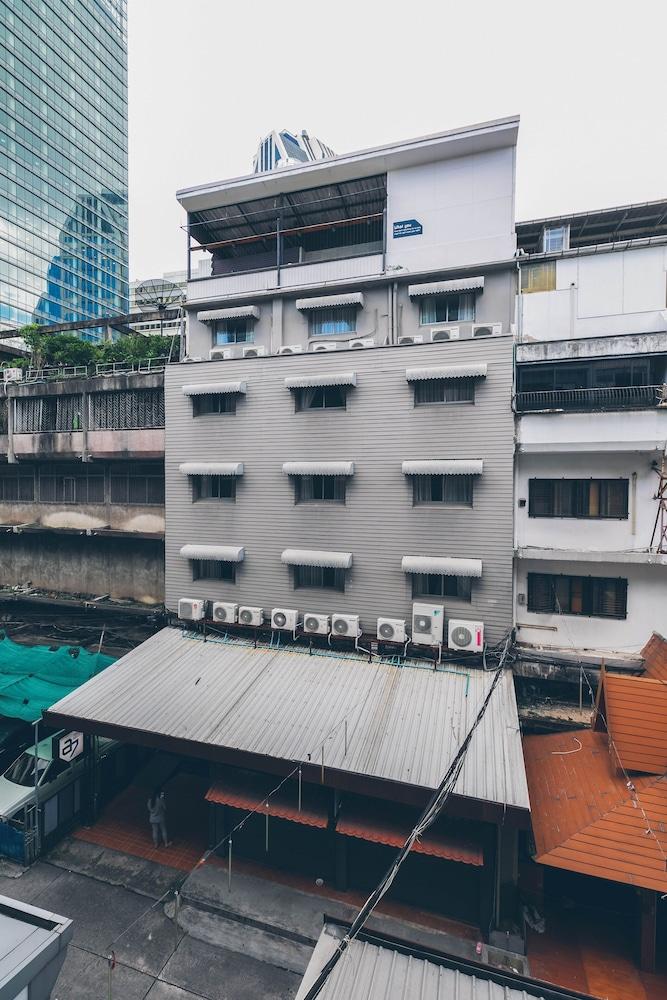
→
(0, 0, 128, 339)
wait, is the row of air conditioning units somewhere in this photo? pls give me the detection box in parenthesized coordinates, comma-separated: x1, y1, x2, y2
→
(398, 323, 502, 346)
(209, 338, 376, 362)
(177, 599, 484, 652)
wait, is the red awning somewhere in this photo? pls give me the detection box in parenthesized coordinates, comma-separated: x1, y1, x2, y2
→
(337, 802, 483, 866)
(205, 771, 329, 829)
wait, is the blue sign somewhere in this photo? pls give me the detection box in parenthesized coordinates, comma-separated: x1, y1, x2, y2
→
(393, 219, 423, 239)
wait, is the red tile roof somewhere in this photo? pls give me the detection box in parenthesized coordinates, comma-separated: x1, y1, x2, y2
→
(206, 772, 329, 829)
(641, 632, 667, 682)
(593, 671, 667, 775)
(524, 729, 667, 893)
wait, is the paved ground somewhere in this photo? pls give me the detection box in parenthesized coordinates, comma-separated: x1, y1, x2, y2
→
(0, 853, 300, 1000)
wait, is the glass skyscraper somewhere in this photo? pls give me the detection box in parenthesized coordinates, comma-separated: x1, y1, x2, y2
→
(0, 0, 128, 338)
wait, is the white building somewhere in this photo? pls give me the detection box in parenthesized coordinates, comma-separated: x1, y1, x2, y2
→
(513, 202, 667, 657)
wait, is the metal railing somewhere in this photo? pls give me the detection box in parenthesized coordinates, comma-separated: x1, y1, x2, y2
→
(21, 365, 89, 383)
(93, 357, 169, 376)
(1, 358, 171, 386)
(515, 384, 667, 413)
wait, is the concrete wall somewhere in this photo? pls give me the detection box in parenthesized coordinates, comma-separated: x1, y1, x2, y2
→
(0, 502, 164, 533)
(164, 337, 515, 643)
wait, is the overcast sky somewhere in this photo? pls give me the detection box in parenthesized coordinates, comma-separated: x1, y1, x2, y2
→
(127, 0, 667, 281)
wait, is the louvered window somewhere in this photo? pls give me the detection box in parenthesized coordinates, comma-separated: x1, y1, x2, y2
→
(528, 479, 628, 519)
(15, 395, 83, 432)
(294, 475, 346, 503)
(527, 573, 627, 619)
(413, 475, 473, 506)
(89, 389, 164, 429)
(413, 379, 475, 405)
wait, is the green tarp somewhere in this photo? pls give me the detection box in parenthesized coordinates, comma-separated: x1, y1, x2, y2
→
(0, 635, 115, 722)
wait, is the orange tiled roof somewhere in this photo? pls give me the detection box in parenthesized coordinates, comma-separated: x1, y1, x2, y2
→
(641, 632, 667, 682)
(593, 671, 667, 775)
(524, 729, 667, 893)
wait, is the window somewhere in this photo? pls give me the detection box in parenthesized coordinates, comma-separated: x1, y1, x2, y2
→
(295, 385, 347, 411)
(528, 479, 629, 519)
(414, 378, 475, 405)
(39, 466, 104, 504)
(89, 389, 164, 429)
(214, 319, 254, 345)
(15, 394, 82, 432)
(521, 262, 556, 293)
(527, 573, 627, 619)
(192, 475, 236, 501)
(293, 565, 345, 592)
(110, 464, 165, 505)
(191, 559, 236, 582)
(542, 225, 569, 253)
(413, 475, 473, 506)
(192, 394, 237, 416)
(308, 306, 357, 336)
(294, 475, 346, 503)
(0, 467, 35, 501)
(419, 293, 475, 325)
(411, 574, 472, 601)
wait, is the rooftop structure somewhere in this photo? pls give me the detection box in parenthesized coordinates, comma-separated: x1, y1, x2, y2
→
(253, 129, 335, 173)
(0, 893, 72, 1000)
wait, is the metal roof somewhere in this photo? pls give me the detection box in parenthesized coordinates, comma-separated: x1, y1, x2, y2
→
(283, 462, 355, 477)
(296, 292, 364, 311)
(46, 628, 529, 810)
(284, 371, 357, 389)
(281, 548, 353, 569)
(402, 460, 483, 476)
(593, 670, 667, 775)
(641, 631, 667, 682)
(408, 276, 485, 297)
(516, 198, 667, 254)
(406, 364, 488, 381)
(182, 381, 246, 396)
(179, 544, 245, 563)
(402, 556, 483, 578)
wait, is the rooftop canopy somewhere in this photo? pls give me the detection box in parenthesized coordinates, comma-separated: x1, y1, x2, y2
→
(517, 198, 667, 254)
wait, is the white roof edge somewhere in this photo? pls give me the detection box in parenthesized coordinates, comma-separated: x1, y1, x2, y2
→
(281, 548, 353, 569)
(401, 555, 483, 577)
(179, 462, 244, 476)
(407, 276, 485, 297)
(406, 364, 487, 381)
(296, 292, 364, 311)
(182, 381, 247, 396)
(284, 371, 357, 389)
(282, 462, 355, 476)
(197, 306, 260, 322)
(402, 460, 483, 476)
(180, 544, 245, 562)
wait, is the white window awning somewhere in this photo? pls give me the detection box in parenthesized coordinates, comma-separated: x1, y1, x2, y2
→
(182, 381, 247, 396)
(402, 555, 482, 578)
(282, 462, 354, 477)
(402, 460, 483, 476)
(179, 462, 244, 477)
(284, 372, 357, 389)
(197, 306, 260, 322)
(180, 544, 245, 562)
(281, 548, 353, 570)
(295, 292, 364, 311)
(406, 364, 487, 381)
(408, 276, 485, 297)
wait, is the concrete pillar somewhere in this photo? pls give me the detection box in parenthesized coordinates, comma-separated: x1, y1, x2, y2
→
(334, 834, 348, 892)
(271, 298, 284, 353)
(6, 387, 16, 464)
(639, 888, 657, 972)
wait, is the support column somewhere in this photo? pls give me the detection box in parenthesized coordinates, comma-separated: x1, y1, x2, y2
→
(334, 834, 348, 892)
(639, 888, 657, 972)
(6, 387, 15, 464)
(495, 825, 519, 928)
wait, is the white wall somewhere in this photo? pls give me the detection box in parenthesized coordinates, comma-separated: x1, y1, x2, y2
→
(386, 147, 516, 272)
(520, 245, 667, 342)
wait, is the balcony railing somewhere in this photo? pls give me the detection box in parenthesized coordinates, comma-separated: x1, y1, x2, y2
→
(515, 384, 667, 413)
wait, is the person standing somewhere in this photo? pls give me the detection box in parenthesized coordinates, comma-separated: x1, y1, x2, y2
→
(147, 787, 171, 848)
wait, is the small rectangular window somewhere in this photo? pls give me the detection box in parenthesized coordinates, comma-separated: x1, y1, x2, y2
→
(295, 385, 347, 411)
(308, 307, 357, 336)
(414, 379, 475, 405)
(191, 559, 236, 582)
(527, 572, 627, 619)
(411, 574, 472, 601)
(528, 479, 629, 519)
(419, 293, 475, 325)
(214, 319, 253, 345)
(521, 262, 557, 293)
(293, 565, 345, 592)
(192, 475, 236, 501)
(413, 475, 473, 506)
(192, 394, 237, 416)
(294, 475, 346, 503)
(542, 225, 569, 253)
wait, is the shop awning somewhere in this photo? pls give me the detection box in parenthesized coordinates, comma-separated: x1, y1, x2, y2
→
(407, 277, 485, 297)
(402, 460, 483, 476)
(284, 372, 357, 389)
(281, 549, 353, 569)
(282, 462, 354, 477)
(296, 293, 364, 311)
(179, 462, 244, 477)
(180, 544, 245, 562)
(337, 801, 483, 866)
(401, 556, 482, 577)
(206, 771, 328, 829)
(405, 364, 487, 381)
(182, 381, 247, 396)
(197, 306, 260, 322)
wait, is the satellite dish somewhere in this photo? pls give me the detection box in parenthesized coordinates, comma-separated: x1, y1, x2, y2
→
(135, 279, 184, 313)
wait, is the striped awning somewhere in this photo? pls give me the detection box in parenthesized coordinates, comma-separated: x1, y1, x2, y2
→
(407, 276, 485, 297)
(282, 462, 354, 477)
(405, 364, 487, 381)
(296, 292, 364, 311)
(401, 556, 482, 578)
(180, 544, 245, 562)
(197, 306, 260, 322)
(179, 463, 243, 477)
(284, 372, 357, 389)
(182, 381, 247, 396)
(281, 549, 352, 570)
(402, 460, 483, 476)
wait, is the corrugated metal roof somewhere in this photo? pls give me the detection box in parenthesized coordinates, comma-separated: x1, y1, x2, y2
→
(47, 628, 528, 809)
(182, 381, 247, 396)
(283, 462, 355, 477)
(405, 364, 488, 381)
(197, 306, 260, 322)
(402, 460, 483, 476)
(179, 462, 244, 477)
(284, 371, 357, 389)
(180, 544, 245, 562)
(641, 632, 667, 682)
(593, 671, 667, 775)
(281, 548, 353, 569)
(408, 276, 485, 297)
(296, 924, 549, 1000)
(524, 729, 667, 893)
(296, 293, 364, 311)
(402, 556, 483, 578)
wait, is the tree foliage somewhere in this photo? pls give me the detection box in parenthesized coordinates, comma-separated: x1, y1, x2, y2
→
(7, 327, 176, 370)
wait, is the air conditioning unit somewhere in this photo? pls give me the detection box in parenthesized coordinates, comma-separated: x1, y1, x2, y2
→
(311, 343, 337, 353)
(472, 323, 502, 338)
(430, 326, 459, 342)
(238, 605, 263, 626)
(211, 601, 238, 624)
(278, 345, 304, 355)
(411, 603, 445, 646)
(2, 368, 23, 383)
(271, 607, 299, 630)
(303, 612, 330, 635)
(377, 617, 407, 643)
(448, 619, 484, 652)
(397, 335, 424, 346)
(209, 347, 234, 361)
(178, 598, 206, 621)
(331, 613, 360, 637)
(242, 346, 267, 358)
(347, 338, 374, 349)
